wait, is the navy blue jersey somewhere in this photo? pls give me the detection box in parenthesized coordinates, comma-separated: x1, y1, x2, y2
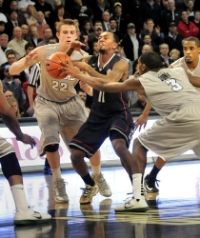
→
(90, 54, 129, 118)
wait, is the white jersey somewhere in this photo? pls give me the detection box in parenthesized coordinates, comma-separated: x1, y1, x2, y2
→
(36, 43, 89, 103)
(170, 55, 200, 92)
(138, 67, 200, 116)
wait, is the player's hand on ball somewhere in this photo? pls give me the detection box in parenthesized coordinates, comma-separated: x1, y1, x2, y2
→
(61, 60, 80, 77)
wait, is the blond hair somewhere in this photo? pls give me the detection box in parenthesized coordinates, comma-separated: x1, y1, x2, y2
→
(55, 19, 79, 33)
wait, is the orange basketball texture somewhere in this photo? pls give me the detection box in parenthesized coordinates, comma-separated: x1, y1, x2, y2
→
(46, 52, 70, 79)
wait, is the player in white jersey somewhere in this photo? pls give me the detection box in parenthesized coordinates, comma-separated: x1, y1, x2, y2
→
(144, 36, 200, 193)
(63, 51, 200, 211)
(0, 81, 51, 225)
(9, 19, 111, 204)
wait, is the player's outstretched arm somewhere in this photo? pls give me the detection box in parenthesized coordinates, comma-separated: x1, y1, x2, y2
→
(135, 101, 152, 131)
(9, 47, 40, 75)
(73, 59, 128, 82)
(0, 85, 35, 148)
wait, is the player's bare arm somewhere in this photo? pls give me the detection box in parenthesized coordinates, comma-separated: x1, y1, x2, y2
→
(0, 83, 35, 147)
(135, 101, 152, 131)
(66, 64, 143, 93)
(73, 59, 128, 82)
(9, 47, 42, 75)
(79, 81, 93, 96)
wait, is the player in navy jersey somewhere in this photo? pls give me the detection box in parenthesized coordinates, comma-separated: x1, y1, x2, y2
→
(65, 31, 135, 204)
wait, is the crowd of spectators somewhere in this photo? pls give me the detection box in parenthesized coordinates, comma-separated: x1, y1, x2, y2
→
(0, 0, 200, 117)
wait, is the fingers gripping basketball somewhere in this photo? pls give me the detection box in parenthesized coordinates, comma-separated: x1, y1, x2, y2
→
(46, 52, 71, 79)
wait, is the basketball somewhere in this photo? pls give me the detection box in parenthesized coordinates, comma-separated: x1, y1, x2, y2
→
(46, 52, 71, 79)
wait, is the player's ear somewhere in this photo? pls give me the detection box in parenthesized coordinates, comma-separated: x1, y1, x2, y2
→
(141, 63, 147, 73)
(56, 32, 60, 39)
(112, 42, 118, 50)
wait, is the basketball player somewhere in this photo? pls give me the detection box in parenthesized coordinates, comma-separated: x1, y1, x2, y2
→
(61, 31, 135, 204)
(65, 51, 200, 211)
(144, 36, 200, 193)
(0, 81, 51, 224)
(9, 19, 111, 204)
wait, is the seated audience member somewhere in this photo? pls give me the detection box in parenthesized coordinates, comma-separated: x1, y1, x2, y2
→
(177, 10, 199, 38)
(169, 48, 181, 61)
(2, 65, 26, 115)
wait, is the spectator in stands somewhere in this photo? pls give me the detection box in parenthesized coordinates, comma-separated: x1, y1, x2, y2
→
(28, 24, 42, 47)
(0, 33, 9, 66)
(184, 0, 195, 21)
(68, 0, 93, 26)
(169, 48, 181, 61)
(139, 34, 158, 54)
(35, 11, 50, 40)
(121, 22, 140, 63)
(139, 0, 162, 26)
(112, 2, 126, 37)
(159, 42, 174, 66)
(33, 0, 54, 29)
(92, 0, 110, 22)
(52, 4, 70, 34)
(109, 18, 121, 39)
(133, 43, 154, 74)
(0, 7, 8, 24)
(101, 10, 111, 31)
(7, 26, 28, 58)
(0, 49, 27, 84)
(88, 25, 103, 52)
(24, 4, 38, 26)
(160, 0, 181, 34)
(37, 27, 54, 46)
(177, 10, 199, 37)
(0, 21, 7, 36)
(7, 0, 27, 23)
(2, 65, 26, 115)
(6, 10, 27, 37)
(164, 21, 183, 54)
(140, 18, 164, 50)
(21, 24, 30, 41)
(4, 89, 14, 99)
(80, 20, 93, 52)
(192, 10, 200, 37)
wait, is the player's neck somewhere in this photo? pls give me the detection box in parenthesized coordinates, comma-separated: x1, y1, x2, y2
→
(99, 51, 114, 65)
(187, 60, 199, 70)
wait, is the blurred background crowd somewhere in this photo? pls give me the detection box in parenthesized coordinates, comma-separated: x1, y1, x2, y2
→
(0, 0, 199, 117)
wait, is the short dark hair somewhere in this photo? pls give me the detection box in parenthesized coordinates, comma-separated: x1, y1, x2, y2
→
(112, 32, 119, 44)
(182, 36, 200, 47)
(140, 52, 163, 70)
(5, 49, 17, 57)
(25, 42, 35, 50)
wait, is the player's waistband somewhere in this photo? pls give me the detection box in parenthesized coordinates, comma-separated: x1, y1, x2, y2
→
(37, 95, 76, 104)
